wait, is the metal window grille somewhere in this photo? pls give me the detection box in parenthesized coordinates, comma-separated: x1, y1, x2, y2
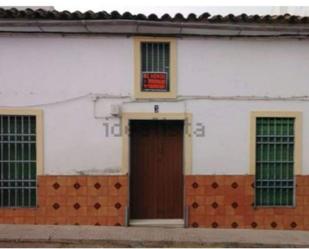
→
(0, 115, 37, 208)
(255, 117, 295, 207)
(141, 42, 170, 92)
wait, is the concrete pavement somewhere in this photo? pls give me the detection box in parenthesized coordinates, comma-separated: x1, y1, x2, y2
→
(0, 225, 309, 247)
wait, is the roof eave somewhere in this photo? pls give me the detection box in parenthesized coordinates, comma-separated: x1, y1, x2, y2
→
(1, 19, 309, 36)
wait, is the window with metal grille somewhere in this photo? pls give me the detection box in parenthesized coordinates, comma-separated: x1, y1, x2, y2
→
(255, 117, 295, 207)
(141, 42, 170, 92)
(0, 115, 36, 207)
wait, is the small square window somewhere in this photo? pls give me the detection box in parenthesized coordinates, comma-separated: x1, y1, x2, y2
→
(141, 42, 170, 92)
(134, 37, 176, 99)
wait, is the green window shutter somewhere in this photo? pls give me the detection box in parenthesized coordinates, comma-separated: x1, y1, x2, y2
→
(140, 42, 170, 92)
(255, 117, 295, 206)
(0, 115, 37, 207)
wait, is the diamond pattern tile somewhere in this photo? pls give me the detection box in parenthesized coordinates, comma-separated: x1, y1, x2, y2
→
(211, 182, 218, 189)
(52, 203, 60, 210)
(231, 222, 238, 228)
(114, 202, 122, 209)
(192, 182, 199, 189)
(231, 182, 238, 189)
(52, 182, 60, 190)
(251, 222, 258, 228)
(114, 182, 122, 189)
(94, 203, 101, 210)
(211, 202, 218, 209)
(212, 222, 218, 228)
(73, 182, 81, 190)
(231, 202, 238, 209)
(73, 203, 80, 210)
(94, 183, 101, 189)
(291, 222, 297, 228)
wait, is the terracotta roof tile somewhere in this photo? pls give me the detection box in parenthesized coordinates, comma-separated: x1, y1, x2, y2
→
(0, 8, 309, 25)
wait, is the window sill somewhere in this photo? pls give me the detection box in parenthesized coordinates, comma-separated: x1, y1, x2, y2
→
(134, 91, 176, 99)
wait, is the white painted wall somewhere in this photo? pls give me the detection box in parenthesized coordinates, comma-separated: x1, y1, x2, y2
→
(178, 38, 309, 97)
(0, 35, 308, 175)
(0, 36, 132, 106)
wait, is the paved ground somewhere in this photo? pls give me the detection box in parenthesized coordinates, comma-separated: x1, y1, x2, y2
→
(0, 225, 309, 247)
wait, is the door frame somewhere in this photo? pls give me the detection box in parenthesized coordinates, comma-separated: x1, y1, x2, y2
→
(121, 112, 192, 175)
(121, 112, 192, 224)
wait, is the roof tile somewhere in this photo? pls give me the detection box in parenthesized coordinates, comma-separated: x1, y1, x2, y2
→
(0, 8, 308, 25)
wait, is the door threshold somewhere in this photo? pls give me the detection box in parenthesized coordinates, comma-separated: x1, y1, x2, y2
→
(129, 219, 184, 228)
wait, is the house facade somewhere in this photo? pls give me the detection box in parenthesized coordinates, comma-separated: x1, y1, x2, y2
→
(0, 8, 309, 229)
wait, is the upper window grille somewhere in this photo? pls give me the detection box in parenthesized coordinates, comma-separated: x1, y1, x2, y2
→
(141, 42, 170, 92)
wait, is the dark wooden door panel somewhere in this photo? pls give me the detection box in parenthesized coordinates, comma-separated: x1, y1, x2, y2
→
(130, 120, 183, 219)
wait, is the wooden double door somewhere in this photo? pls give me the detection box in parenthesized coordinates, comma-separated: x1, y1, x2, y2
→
(130, 120, 184, 219)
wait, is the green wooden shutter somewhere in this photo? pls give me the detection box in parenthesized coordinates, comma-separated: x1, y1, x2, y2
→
(255, 117, 294, 206)
(0, 115, 37, 207)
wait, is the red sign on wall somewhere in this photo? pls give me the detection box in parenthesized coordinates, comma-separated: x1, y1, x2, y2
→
(142, 72, 167, 91)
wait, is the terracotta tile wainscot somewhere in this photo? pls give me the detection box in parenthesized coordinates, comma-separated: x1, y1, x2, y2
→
(1, 175, 309, 230)
(185, 175, 309, 230)
(0, 175, 128, 226)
